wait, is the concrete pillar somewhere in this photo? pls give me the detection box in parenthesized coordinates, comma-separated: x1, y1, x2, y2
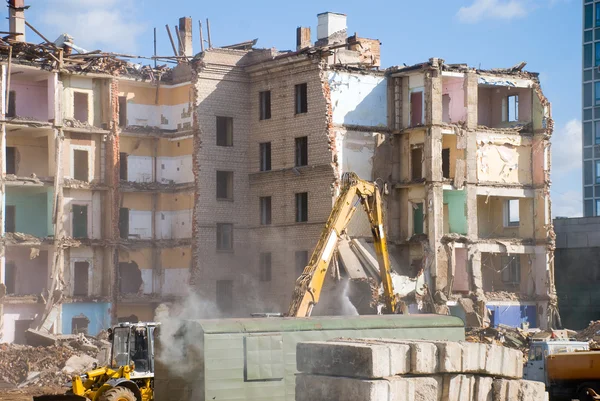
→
(468, 246, 484, 297)
(8, 0, 25, 43)
(425, 68, 443, 126)
(179, 17, 193, 58)
(425, 126, 443, 182)
(465, 185, 478, 239)
(465, 72, 478, 129)
(426, 183, 444, 289)
(401, 78, 409, 129)
(465, 129, 478, 184)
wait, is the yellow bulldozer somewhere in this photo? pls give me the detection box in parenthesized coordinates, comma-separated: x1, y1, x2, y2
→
(35, 322, 158, 401)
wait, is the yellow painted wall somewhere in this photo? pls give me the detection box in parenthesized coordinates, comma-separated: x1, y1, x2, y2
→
(119, 82, 192, 106)
(441, 135, 465, 180)
(120, 136, 155, 157)
(157, 192, 193, 211)
(117, 305, 155, 322)
(6, 135, 49, 176)
(157, 138, 193, 157)
(122, 192, 153, 210)
(477, 196, 520, 238)
(161, 247, 192, 268)
(119, 248, 152, 269)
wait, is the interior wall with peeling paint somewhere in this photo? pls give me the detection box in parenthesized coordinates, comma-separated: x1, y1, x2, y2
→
(476, 134, 533, 184)
(119, 82, 193, 131)
(328, 71, 387, 127)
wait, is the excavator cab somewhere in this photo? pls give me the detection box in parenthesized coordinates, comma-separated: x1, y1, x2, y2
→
(110, 323, 156, 376)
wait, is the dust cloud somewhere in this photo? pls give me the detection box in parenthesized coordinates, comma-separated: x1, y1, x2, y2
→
(154, 287, 220, 377)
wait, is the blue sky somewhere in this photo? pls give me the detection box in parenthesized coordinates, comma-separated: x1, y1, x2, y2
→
(8, 0, 582, 216)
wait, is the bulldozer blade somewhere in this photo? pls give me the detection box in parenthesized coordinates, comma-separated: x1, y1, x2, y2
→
(33, 395, 88, 401)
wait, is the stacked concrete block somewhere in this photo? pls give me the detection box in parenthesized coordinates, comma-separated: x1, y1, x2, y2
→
(296, 338, 547, 401)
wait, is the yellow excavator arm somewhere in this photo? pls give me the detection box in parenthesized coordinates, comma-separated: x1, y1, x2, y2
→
(287, 172, 396, 317)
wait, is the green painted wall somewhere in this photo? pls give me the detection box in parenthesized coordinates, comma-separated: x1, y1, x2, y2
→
(155, 315, 465, 401)
(5, 187, 54, 237)
(413, 203, 424, 234)
(444, 190, 467, 235)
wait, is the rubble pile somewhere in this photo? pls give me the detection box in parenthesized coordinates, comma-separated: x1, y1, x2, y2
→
(574, 320, 600, 341)
(0, 334, 109, 389)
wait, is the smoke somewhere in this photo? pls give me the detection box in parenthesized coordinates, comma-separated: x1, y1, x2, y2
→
(340, 279, 359, 316)
(154, 287, 221, 377)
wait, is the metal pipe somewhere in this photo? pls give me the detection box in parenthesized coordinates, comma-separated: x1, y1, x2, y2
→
(165, 25, 178, 57)
(206, 18, 212, 49)
(5, 46, 12, 116)
(199, 20, 205, 52)
(153, 27, 157, 68)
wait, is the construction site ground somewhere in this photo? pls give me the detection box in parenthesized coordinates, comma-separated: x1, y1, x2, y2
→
(0, 387, 67, 401)
(2, 320, 600, 400)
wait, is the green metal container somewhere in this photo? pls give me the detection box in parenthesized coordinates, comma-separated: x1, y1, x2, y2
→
(154, 314, 464, 401)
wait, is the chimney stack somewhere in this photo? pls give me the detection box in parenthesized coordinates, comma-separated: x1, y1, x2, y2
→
(179, 17, 193, 58)
(9, 0, 26, 42)
(296, 27, 311, 50)
(316, 12, 347, 45)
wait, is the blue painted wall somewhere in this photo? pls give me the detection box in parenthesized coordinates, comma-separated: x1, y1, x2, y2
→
(328, 71, 387, 127)
(487, 304, 537, 328)
(5, 187, 53, 237)
(449, 303, 537, 328)
(62, 303, 111, 335)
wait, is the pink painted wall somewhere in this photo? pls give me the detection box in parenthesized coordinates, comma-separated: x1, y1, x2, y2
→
(12, 80, 49, 121)
(5, 247, 49, 295)
(478, 87, 532, 128)
(442, 77, 467, 123)
(453, 248, 469, 292)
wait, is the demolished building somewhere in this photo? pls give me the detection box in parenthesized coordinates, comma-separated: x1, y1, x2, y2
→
(0, 4, 557, 343)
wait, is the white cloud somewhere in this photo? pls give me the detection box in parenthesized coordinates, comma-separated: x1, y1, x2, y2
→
(551, 119, 583, 218)
(552, 190, 583, 218)
(457, 0, 527, 23)
(552, 119, 582, 176)
(39, 0, 145, 54)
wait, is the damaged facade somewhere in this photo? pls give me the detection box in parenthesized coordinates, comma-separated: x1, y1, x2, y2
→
(384, 60, 556, 329)
(0, 5, 556, 342)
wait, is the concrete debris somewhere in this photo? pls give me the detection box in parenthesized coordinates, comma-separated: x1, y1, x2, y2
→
(0, 343, 96, 388)
(574, 320, 600, 342)
(0, 331, 110, 390)
(295, 338, 545, 401)
(62, 354, 97, 375)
